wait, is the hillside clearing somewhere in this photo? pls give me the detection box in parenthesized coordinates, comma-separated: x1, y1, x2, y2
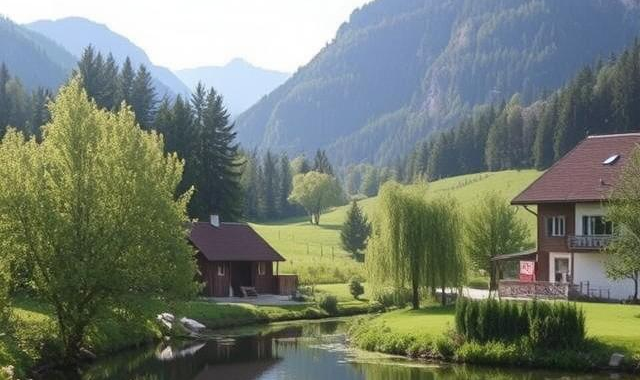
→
(251, 170, 542, 283)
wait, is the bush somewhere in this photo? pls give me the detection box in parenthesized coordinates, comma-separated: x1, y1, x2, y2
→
(317, 295, 338, 315)
(455, 299, 585, 349)
(372, 288, 413, 309)
(526, 301, 585, 349)
(349, 278, 365, 300)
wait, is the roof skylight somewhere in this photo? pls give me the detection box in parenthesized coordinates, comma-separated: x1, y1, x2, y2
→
(603, 154, 620, 165)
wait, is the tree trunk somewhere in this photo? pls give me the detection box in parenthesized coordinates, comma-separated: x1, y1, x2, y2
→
(411, 277, 420, 310)
(441, 283, 447, 306)
(314, 213, 320, 225)
(634, 273, 638, 302)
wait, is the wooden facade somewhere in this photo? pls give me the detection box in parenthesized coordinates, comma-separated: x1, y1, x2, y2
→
(190, 221, 296, 298)
(197, 254, 289, 297)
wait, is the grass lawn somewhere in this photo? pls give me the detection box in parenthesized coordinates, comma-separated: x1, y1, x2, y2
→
(252, 169, 542, 283)
(359, 301, 640, 353)
(315, 283, 370, 302)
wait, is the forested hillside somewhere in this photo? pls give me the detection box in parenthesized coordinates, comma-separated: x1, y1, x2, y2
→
(0, 17, 75, 89)
(403, 39, 640, 181)
(235, 0, 640, 167)
(26, 17, 189, 97)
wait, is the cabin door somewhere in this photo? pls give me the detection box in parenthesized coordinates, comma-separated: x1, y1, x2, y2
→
(231, 262, 253, 296)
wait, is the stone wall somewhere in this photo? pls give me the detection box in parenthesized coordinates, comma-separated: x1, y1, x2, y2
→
(498, 280, 569, 299)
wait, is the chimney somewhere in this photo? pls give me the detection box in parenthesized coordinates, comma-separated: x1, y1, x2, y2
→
(210, 214, 220, 228)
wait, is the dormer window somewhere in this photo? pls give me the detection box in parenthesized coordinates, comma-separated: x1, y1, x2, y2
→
(603, 154, 620, 165)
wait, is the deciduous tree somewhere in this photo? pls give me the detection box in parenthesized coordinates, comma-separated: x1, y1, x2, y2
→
(0, 78, 198, 362)
(465, 192, 530, 292)
(288, 171, 343, 225)
(606, 147, 640, 301)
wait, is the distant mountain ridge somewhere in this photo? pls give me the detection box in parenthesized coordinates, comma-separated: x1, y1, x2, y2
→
(0, 16, 75, 89)
(26, 17, 190, 97)
(235, 0, 640, 167)
(176, 58, 289, 116)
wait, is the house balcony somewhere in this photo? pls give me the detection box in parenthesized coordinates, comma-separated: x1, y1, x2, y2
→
(568, 235, 612, 250)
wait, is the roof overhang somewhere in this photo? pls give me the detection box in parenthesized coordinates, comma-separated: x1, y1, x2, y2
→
(491, 249, 538, 262)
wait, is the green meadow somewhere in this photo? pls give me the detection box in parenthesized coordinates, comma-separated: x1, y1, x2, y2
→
(251, 169, 543, 283)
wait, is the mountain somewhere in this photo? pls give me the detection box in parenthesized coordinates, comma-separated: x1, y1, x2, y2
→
(25, 17, 190, 97)
(235, 0, 640, 167)
(176, 58, 289, 116)
(0, 16, 76, 89)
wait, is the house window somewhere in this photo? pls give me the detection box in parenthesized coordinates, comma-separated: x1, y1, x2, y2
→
(547, 216, 565, 237)
(258, 262, 267, 276)
(582, 216, 613, 235)
(217, 264, 225, 276)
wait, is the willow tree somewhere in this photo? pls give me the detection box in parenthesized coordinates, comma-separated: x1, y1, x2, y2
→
(0, 77, 198, 363)
(367, 182, 465, 309)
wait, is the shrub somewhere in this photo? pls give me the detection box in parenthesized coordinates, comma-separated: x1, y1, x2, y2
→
(317, 295, 338, 315)
(372, 288, 412, 309)
(349, 278, 365, 300)
(455, 299, 585, 349)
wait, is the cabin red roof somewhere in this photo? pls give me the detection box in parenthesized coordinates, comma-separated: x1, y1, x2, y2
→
(189, 222, 285, 262)
(512, 133, 640, 205)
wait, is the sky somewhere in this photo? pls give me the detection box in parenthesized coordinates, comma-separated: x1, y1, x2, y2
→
(1, 0, 372, 73)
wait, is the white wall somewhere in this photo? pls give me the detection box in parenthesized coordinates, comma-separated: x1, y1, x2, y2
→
(573, 252, 635, 300)
(575, 202, 607, 235)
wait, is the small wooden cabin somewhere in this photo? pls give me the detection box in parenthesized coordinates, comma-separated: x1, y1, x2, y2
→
(189, 217, 297, 297)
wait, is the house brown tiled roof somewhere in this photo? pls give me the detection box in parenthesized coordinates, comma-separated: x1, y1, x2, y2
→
(512, 133, 640, 205)
(189, 222, 285, 262)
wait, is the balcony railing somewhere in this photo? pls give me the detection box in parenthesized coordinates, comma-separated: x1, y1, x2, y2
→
(568, 235, 612, 250)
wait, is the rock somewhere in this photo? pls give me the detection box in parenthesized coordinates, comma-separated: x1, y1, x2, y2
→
(79, 348, 97, 361)
(180, 317, 206, 331)
(158, 313, 175, 322)
(609, 353, 624, 367)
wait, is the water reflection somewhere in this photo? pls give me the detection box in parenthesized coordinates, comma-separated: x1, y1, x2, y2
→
(42, 319, 631, 380)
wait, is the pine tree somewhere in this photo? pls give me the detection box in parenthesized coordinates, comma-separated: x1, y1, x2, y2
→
(5, 78, 28, 128)
(261, 151, 278, 219)
(118, 57, 135, 107)
(27, 87, 51, 138)
(186, 87, 243, 220)
(533, 95, 558, 169)
(101, 53, 119, 110)
(131, 64, 157, 128)
(77, 46, 106, 105)
(0, 63, 10, 129)
(170, 95, 195, 158)
(240, 150, 261, 220)
(278, 153, 293, 217)
(340, 200, 371, 258)
(313, 149, 333, 174)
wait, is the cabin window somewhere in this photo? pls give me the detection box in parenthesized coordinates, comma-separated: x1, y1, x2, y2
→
(582, 216, 613, 235)
(258, 262, 267, 276)
(217, 264, 225, 276)
(547, 216, 565, 237)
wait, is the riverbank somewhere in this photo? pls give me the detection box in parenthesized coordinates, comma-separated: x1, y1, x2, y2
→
(348, 301, 640, 373)
(0, 284, 378, 378)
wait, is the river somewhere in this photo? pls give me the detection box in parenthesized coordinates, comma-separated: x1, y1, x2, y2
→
(43, 319, 632, 379)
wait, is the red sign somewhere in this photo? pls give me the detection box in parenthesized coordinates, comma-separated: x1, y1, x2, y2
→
(519, 261, 536, 282)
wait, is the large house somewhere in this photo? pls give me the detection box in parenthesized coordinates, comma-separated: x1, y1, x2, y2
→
(504, 133, 640, 300)
(189, 216, 297, 297)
